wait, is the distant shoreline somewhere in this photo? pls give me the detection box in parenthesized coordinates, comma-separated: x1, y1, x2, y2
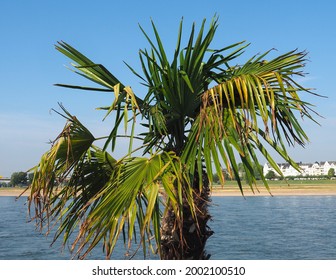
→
(210, 188, 336, 197)
(212, 183, 336, 196)
(0, 188, 28, 197)
(2, 184, 336, 197)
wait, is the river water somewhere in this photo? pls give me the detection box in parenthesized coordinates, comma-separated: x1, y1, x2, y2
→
(0, 195, 335, 259)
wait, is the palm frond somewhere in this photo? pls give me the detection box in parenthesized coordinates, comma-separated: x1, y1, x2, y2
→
(55, 41, 122, 91)
(55, 42, 144, 154)
(137, 18, 249, 154)
(182, 49, 319, 194)
(28, 104, 96, 225)
(30, 145, 193, 259)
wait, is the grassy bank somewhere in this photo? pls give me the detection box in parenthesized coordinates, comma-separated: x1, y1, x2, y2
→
(1, 180, 336, 197)
(210, 179, 336, 196)
(213, 179, 336, 187)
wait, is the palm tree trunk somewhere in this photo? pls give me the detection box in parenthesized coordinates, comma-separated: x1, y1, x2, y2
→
(160, 171, 213, 259)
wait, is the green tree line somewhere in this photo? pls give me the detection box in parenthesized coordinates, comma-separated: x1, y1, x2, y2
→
(0, 172, 33, 187)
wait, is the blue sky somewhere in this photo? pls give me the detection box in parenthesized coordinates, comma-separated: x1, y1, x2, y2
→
(1, 0, 335, 177)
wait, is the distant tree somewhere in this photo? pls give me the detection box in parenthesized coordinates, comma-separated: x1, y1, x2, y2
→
(213, 169, 233, 184)
(265, 170, 277, 180)
(328, 168, 335, 178)
(238, 163, 263, 181)
(222, 169, 232, 181)
(10, 172, 27, 187)
(253, 164, 263, 180)
(212, 173, 220, 184)
(237, 163, 246, 180)
(28, 173, 34, 185)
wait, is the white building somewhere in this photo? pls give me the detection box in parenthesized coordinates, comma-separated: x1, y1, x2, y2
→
(263, 161, 336, 178)
(0, 177, 11, 184)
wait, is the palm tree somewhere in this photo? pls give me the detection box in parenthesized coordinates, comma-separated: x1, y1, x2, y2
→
(28, 17, 319, 260)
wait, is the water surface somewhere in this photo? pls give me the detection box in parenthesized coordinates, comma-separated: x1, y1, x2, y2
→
(0, 196, 335, 259)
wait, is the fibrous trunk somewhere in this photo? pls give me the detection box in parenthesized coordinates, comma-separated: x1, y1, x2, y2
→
(160, 171, 213, 260)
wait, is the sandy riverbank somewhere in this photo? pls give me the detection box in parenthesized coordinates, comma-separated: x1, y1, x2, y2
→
(211, 183, 336, 196)
(0, 188, 28, 197)
(2, 185, 336, 197)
